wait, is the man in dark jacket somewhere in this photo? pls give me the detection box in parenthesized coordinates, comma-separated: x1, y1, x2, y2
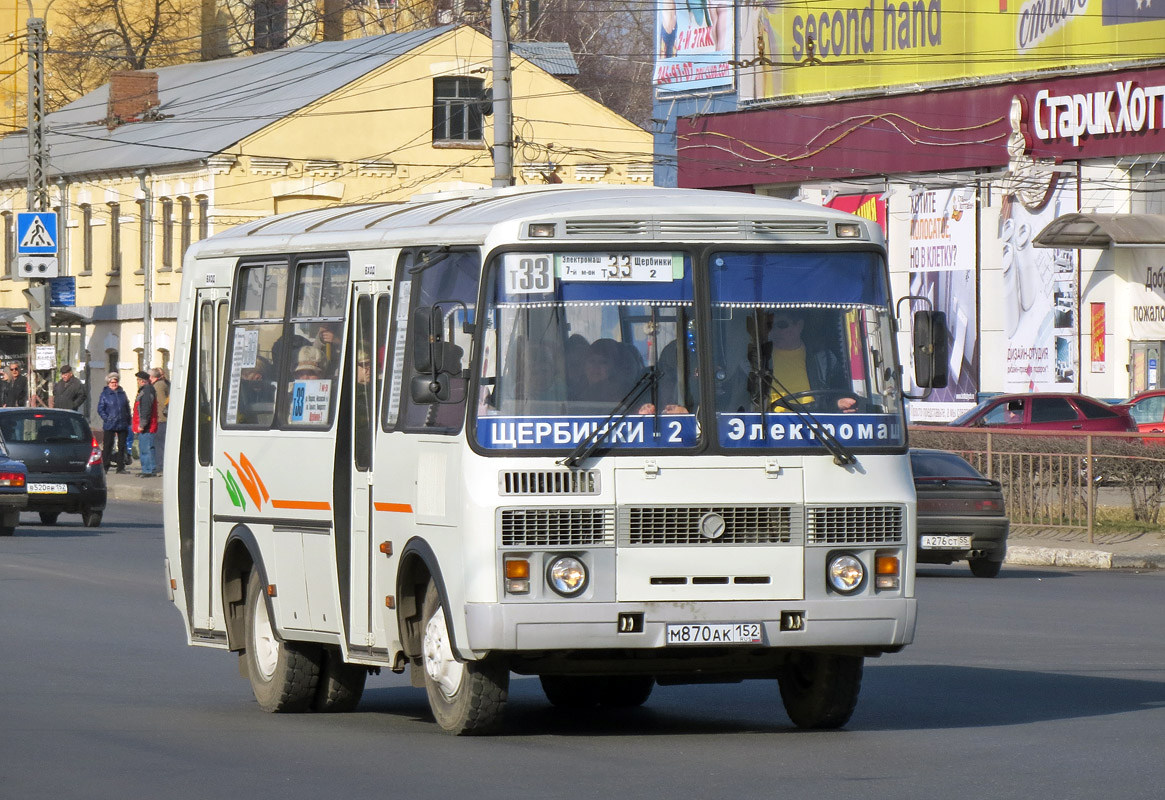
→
(133, 371, 159, 478)
(52, 365, 87, 411)
(6, 362, 28, 407)
(97, 373, 130, 473)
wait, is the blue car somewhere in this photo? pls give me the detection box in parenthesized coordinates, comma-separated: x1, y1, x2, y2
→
(0, 454, 28, 536)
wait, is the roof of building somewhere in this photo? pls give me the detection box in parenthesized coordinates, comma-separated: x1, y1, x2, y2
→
(511, 41, 578, 76)
(0, 27, 574, 184)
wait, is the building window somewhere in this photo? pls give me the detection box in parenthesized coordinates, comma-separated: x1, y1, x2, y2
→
(254, 0, 288, 52)
(180, 197, 191, 266)
(81, 204, 93, 275)
(160, 198, 173, 271)
(108, 202, 121, 275)
(433, 77, 484, 143)
(197, 196, 209, 241)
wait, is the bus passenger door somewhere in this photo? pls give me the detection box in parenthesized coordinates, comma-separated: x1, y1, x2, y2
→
(346, 283, 390, 659)
(193, 290, 229, 636)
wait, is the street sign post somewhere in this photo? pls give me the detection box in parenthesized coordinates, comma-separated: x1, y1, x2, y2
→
(16, 211, 58, 279)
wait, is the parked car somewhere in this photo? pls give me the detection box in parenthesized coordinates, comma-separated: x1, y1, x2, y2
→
(1114, 389, 1165, 444)
(910, 448, 1009, 578)
(948, 392, 1135, 432)
(0, 455, 28, 535)
(0, 409, 106, 527)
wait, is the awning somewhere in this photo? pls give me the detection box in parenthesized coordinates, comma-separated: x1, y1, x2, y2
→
(1033, 213, 1165, 249)
(0, 306, 91, 332)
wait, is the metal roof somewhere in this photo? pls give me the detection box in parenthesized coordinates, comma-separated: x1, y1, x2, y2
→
(511, 42, 578, 76)
(0, 27, 576, 184)
(1033, 213, 1165, 249)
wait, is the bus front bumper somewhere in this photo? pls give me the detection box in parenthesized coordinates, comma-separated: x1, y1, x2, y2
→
(464, 597, 916, 655)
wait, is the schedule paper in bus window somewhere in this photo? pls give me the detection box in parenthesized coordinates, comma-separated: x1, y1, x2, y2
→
(225, 328, 261, 424)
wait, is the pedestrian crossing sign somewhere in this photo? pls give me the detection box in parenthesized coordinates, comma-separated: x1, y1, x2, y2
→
(16, 211, 57, 254)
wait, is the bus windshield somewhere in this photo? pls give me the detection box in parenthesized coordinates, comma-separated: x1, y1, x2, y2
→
(476, 251, 698, 452)
(474, 248, 903, 454)
(707, 250, 903, 450)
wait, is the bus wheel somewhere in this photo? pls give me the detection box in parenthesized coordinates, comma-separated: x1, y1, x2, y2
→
(243, 570, 321, 712)
(312, 647, 367, 712)
(420, 581, 508, 734)
(777, 652, 863, 729)
(598, 676, 654, 708)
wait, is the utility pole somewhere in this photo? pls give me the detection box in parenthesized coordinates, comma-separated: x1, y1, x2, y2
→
(491, 0, 513, 187)
(26, 13, 51, 407)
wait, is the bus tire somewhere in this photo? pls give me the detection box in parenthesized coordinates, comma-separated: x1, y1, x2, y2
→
(312, 647, 367, 712)
(420, 580, 508, 734)
(243, 569, 321, 712)
(598, 676, 654, 708)
(777, 651, 863, 730)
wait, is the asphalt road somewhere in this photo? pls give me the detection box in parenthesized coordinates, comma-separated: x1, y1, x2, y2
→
(2, 502, 1163, 799)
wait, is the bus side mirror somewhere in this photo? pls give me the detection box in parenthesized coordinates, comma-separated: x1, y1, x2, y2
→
(412, 312, 463, 375)
(913, 310, 949, 389)
(411, 373, 451, 403)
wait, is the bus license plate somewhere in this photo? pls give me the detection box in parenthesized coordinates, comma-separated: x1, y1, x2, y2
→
(28, 483, 67, 494)
(666, 623, 763, 645)
(921, 535, 971, 549)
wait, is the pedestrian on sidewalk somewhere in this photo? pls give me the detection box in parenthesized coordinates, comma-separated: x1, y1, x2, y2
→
(5, 362, 28, 407)
(51, 365, 87, 411)
(97, 373, 130, 474)
(150, 367, 170, 471)
(133, 371, 159, 478)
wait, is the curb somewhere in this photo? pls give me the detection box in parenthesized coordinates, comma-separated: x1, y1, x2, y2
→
(1006, 545, 1165, 570)
(107, 481, 163, 505)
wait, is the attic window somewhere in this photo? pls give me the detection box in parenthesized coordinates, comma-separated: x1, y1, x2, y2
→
(433, 77, 484, 144)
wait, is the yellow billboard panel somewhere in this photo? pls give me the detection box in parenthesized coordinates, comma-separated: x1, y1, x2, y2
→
(738, 0, 1165, 102)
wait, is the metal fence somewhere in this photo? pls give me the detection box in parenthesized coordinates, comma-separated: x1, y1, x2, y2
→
(909, 427, 1165, 542)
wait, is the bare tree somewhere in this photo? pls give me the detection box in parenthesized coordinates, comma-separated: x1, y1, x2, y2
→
(48, 0, 200, 109)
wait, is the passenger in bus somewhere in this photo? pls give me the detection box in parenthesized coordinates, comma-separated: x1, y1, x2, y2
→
(637, 340, 692, 415)
(577, 339, 632, 403)
(271, 330, 311, 374)
(752, 310, 856, 412)
(315, 323, 342, 377)
(564, 334, 591, 397)
(292, 346, 324, 381)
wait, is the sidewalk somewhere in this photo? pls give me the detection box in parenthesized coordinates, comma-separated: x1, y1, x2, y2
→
(105, 469, 1165, 570)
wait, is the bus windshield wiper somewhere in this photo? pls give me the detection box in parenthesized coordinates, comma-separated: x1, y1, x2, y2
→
(559, 367, 659, 468)
(754, 371, 857, 467)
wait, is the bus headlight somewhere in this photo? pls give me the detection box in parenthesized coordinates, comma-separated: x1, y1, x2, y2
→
(547, 556, 588, 597)
(827, 554, 865, 594)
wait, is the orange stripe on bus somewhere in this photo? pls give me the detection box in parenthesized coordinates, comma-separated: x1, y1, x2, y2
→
(270, 500, 332, 511)
(374, 502, 413, 513)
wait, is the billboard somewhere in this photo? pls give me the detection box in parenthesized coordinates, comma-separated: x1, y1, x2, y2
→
(905, 188, 979, 422)
(1001, 183, 1079, 392)
(737, 0, 1165, 103)
(654, 1, 735, 92)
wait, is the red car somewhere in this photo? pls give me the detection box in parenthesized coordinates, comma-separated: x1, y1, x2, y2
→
(1114, 389, 1165, 443)
(948, 393, 1135, 432)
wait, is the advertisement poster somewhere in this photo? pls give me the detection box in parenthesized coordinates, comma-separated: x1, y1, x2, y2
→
(1091, 302, 1106, 373)
(1127, 250, 1165, 340)
(825, 193, 888, 236)
(737, 1, 1165, 103)
(906, 188, 979, 422)
(1000, 183, 1078, 392)
(654, 0, 735, 92)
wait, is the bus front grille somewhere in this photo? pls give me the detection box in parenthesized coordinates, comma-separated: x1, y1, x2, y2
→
(806, 505, 905, 545)
(499, 507, 615, 547)
(619, 505, 802, 546)
(499, 470, 600, 495)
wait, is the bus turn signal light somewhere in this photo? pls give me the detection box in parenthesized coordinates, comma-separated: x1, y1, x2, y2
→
(875, 555, 900, 591)
(505, 559, 530, 594)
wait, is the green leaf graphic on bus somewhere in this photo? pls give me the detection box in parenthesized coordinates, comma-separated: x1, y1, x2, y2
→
(217, 468, 246, 511)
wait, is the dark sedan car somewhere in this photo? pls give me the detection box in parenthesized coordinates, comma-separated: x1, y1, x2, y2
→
(0, 409, 105, 527)
(948, 393, 1135, 432)
(0, 456, 28, 535)
(910, 448, 1009, 578)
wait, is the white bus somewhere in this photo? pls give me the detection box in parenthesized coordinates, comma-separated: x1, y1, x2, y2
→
(163, 186, 946, 734)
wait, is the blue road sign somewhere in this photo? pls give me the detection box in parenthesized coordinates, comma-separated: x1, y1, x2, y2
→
(16, 211, 57, 254)
(49, 276, 76, 307)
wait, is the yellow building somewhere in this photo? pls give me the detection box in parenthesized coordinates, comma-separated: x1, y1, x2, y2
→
(0, 25, 653, 416)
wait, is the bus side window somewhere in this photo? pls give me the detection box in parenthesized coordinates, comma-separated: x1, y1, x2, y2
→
(222, 261, 287, 429)
(397, 248, 480, 432)
(283, 258, 348, 428)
